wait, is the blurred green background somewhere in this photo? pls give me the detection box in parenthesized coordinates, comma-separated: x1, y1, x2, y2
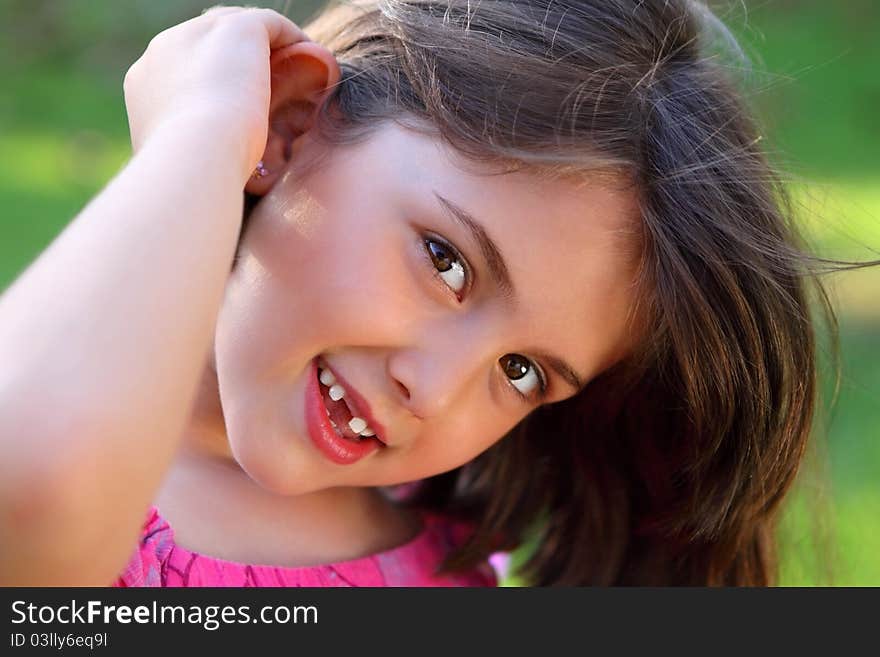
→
(0, 0, 877, 585)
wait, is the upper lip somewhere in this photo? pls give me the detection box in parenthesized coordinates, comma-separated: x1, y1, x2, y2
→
(318, 359, 389, 447)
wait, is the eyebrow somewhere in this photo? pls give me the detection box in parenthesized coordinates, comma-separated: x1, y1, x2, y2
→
(533, 351, 586, 392)
(431, 190, 586, 393)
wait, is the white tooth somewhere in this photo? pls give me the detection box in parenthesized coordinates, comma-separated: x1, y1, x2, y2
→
(328, 384, 346, 401)
(319, 368, 336, 386)
(360, 427, 375, 437)
(348, 417, 367, 434)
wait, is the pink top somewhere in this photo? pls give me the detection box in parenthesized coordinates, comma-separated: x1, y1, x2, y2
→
(112, 506, 498, 587)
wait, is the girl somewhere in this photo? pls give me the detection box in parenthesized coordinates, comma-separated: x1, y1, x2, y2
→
(0, 0, 868, 586)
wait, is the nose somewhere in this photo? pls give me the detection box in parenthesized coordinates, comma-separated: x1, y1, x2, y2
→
(386, 325, 494, 420)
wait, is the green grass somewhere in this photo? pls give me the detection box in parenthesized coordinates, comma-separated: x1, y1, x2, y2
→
(793, 182, 880, 257)
(777, 320, 880, 586)
(725, 0, 880, 180)
(0, 63, 131, 286)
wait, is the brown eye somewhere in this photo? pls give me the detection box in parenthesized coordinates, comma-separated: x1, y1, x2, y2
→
(500, 353, 542, 397)
(427, 239, 452, 270)
(425, 238, 466, 294)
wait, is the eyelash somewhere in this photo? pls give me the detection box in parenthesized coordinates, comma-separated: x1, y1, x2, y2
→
(419, 233, 548, 402)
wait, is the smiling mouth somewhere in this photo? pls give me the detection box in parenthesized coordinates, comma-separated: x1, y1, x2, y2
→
(317, 362, 382, 445)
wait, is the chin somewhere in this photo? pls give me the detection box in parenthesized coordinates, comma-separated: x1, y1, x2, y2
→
(227, 429, 313, 496)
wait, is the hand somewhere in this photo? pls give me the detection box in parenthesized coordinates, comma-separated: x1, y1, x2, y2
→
(123, 6, 310, 181)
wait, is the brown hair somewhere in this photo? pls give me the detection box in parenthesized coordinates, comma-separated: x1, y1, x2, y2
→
(249, 0, 875, 585)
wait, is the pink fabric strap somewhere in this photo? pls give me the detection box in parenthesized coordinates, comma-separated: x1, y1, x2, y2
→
(113, 506, 497, 587)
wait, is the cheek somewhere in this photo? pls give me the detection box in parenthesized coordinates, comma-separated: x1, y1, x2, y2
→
(306, 222, 429, 335)
(405, 409, 518, 478)
(221, 206, 419, 371)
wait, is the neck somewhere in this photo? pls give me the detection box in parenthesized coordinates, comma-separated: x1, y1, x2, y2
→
(180, 357, 233, 460)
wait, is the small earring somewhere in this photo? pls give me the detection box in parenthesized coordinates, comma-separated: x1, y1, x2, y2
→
(251, 160, 269, 179)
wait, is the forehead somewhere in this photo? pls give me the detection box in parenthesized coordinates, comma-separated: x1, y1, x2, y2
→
(364, 122, 639, 254)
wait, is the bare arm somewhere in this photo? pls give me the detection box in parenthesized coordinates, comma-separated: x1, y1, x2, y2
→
(0, 7, 311, 585)
(0, 124, 244, 585)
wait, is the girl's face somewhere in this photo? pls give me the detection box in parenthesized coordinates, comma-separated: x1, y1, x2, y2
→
(213, 121, 639, 495)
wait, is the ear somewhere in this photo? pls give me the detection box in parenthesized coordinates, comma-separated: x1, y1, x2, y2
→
(245, 40, 342, 195)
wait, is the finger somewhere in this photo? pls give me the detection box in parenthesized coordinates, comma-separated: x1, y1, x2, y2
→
(240, 7, 311, 49)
